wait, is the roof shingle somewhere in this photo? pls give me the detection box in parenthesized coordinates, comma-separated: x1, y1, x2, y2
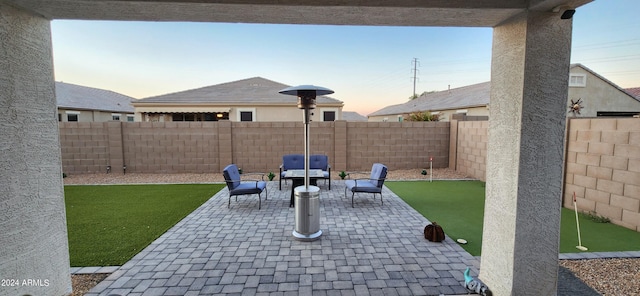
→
(56, 81, 135, 113)
(135, 77, 343, 105)
(368, 82, 490, 117)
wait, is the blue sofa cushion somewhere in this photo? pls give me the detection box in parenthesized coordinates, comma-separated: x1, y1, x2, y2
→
(309, 155, 329, 171)
(282, 154, 305, 171)
(282, 154, 329, 176)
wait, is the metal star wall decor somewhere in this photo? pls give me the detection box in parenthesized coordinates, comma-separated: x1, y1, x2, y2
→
(568, 98, 584, 116)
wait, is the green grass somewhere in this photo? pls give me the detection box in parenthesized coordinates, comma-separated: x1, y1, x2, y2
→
(65, 184, 224, 266)
(386, 181, 640, 256)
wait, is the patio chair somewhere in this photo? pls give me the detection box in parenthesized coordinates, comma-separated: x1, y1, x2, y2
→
(223, 164, 267, 209)
(279, 154, 331, 190)
(344, 163, 388, 207)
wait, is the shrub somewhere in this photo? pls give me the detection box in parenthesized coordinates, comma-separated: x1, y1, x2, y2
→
(405, 111, 440, 122)
(585, 211, 611, 223)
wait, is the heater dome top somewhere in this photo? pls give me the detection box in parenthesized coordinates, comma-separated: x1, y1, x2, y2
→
(279, 85, 334, 97)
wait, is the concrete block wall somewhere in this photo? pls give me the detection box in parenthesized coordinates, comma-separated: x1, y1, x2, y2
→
(232, 121, 302, 173)
(122, 122, 221, 174)
(564, 118, 640, 231)
(450, 117, 639, 231)
(59, 118, 640, 231)
(59, 120, 450, 175)
(59, 122, 110, 174)
(345, 121, 450, 171)
(232, 122, 337, 173)
(454, 120, 488, 181)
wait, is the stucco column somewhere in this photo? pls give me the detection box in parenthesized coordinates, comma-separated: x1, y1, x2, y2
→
(0, 3, 72, 296)
(480, 10, 572, 295)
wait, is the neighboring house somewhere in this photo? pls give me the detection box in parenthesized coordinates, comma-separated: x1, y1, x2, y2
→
(368, 82, 490, 122)
(568, 64, 640, 117)
(342, 111, 368, 121)
(368, 64, 640, 121)
(56, 81, 136, 122)
(132, 77, 344, 122)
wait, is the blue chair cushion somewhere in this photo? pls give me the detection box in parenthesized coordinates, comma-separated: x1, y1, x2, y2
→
(369, 163, 388, 187)
(345, 179, 382, 193)
(223, 164, 241, 189)
(230, 181, 267, 196)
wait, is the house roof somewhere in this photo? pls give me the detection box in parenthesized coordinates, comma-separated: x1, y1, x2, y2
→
(56, 81, 135, 113)
(368, 82, 491, 117)
(625, 87, 640, 100)
(369, 64, 638, 117)
(342, 111, 367, 121)
(134, 77, 343, 106)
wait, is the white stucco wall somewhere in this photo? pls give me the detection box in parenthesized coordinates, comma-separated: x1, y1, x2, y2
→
(0, 4, 72, 296)
(135, 105, 343, 122)
(480, 10, 571, 295)
(58, 108, 134, 122)
(568, 67, 640, 117)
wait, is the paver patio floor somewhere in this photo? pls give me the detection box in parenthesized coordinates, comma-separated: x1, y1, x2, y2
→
(87, 180, 479, 296)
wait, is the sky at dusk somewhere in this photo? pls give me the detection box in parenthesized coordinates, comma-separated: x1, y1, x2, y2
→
(51, 0, 640, 116)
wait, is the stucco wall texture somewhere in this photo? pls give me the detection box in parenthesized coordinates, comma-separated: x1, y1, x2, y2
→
(0, 3, 72, 296)
(59, 121, 450, 175)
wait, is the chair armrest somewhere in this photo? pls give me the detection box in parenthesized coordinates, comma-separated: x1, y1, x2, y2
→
(345, 171, 369, 179)
(229, 179, 263, 188)
(352, 177, 386, 187)
(351, 178, 371, 187)
(241, 173, 265, 181)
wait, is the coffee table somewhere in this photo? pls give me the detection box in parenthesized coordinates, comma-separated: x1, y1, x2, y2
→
(283, 169, 324, 207)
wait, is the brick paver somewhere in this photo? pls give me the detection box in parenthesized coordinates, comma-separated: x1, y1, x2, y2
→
(86, 181, 479, 296)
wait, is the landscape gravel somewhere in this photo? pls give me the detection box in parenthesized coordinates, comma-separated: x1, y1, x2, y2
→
(66, 168, 638, 295)
(560, 258, 640, 295)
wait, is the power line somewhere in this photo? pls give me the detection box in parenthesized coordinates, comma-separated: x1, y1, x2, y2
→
(411, 58, 420, 98)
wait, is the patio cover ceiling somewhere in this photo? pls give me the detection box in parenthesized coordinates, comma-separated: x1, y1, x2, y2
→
(6, 0, 591, 27)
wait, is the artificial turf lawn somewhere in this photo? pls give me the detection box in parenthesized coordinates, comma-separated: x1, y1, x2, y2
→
(386, 181, 486, 255)
(386, 180, 640, 256)
(65, 184, 224, 267)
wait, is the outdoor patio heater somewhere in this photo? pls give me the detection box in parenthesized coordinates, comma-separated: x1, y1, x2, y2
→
(279, 85, 334, 241)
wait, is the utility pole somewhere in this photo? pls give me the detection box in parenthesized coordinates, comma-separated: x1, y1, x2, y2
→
(411, 58, 419, 99)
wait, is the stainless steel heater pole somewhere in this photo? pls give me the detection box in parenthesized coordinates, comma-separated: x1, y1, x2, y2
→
(279, 85, 333, 242)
